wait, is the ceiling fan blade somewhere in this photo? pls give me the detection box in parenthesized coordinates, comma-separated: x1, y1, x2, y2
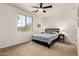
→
(40, 3, 43, 8)
(43, 10, 46, 13)
(43, 5, 52, 9)
(32, 10, 39, 12)
(32, 6, 40, 8)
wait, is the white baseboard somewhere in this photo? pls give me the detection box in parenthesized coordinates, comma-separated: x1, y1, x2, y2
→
(0, 40, 31, 49)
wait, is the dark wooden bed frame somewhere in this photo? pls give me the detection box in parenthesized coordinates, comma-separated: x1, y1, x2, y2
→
(32, 28, 59, 48)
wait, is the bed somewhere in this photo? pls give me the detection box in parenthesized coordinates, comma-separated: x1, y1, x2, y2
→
(32, 28, 59, 48)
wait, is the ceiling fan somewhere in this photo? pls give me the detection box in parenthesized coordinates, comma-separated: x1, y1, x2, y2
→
(32, 3, 52, 13)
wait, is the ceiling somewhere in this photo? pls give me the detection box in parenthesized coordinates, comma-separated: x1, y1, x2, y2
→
(11, 3, 74, 18)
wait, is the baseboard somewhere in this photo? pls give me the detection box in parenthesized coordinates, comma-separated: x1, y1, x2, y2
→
(64, 41, 76, 46)
(0, 40, 31, 49)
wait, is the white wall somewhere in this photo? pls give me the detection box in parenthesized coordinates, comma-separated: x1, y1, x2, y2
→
(0, 4, 42, 48)
(32, 16, 43, 33)
(77, 29, 79, 55)
(42, 4, 77, 44)
(77, 4, 79, 56)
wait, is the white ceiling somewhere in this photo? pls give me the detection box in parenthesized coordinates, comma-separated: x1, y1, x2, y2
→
(11, 3, 74, 18)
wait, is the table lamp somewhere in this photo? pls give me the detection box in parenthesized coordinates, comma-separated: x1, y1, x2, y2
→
(60, 27, 64, 34)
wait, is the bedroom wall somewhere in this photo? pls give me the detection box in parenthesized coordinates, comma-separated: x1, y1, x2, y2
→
(32, 16, 43, 33)
(42, 4, 77, 44)
(0, 4, 42, 48)
(77, 4, 79, 56)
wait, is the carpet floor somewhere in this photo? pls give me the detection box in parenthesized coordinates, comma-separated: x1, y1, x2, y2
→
(0, 41, 77, 56)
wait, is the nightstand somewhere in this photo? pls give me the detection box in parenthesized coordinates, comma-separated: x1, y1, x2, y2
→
(58, 34, 65, 42)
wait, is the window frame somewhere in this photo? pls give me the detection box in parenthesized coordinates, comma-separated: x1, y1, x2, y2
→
(17, 13, 33, 32)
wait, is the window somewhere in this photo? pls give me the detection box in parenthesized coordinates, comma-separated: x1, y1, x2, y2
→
(17, 14, 32, 31)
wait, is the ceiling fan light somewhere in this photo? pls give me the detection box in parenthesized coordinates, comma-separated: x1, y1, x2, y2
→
(39, 9, 43, 11)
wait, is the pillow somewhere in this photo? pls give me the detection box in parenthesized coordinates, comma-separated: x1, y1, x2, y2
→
(51, 32, 59, 36)
(50, 32, 58, 35)
(50, 32, 57, 34)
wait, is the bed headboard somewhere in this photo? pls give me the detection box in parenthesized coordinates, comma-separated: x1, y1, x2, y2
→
(45, 28, 59, 34)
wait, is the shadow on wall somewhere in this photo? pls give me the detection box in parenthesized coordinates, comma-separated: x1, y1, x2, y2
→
(62, 32, 70, 43)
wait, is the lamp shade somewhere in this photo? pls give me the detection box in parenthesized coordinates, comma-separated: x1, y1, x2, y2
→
(60, 27, 64, 34)
(60, 27, 64, 31)
(39, 9, 43, 11)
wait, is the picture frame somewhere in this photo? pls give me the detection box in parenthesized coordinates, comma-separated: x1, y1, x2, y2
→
(37, 24, 41, 28)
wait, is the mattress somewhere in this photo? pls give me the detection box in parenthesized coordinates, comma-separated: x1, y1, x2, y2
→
(32, 32, 59, 44)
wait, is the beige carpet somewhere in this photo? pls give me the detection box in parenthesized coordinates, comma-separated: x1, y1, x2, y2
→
(0, 41, 77, 56)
